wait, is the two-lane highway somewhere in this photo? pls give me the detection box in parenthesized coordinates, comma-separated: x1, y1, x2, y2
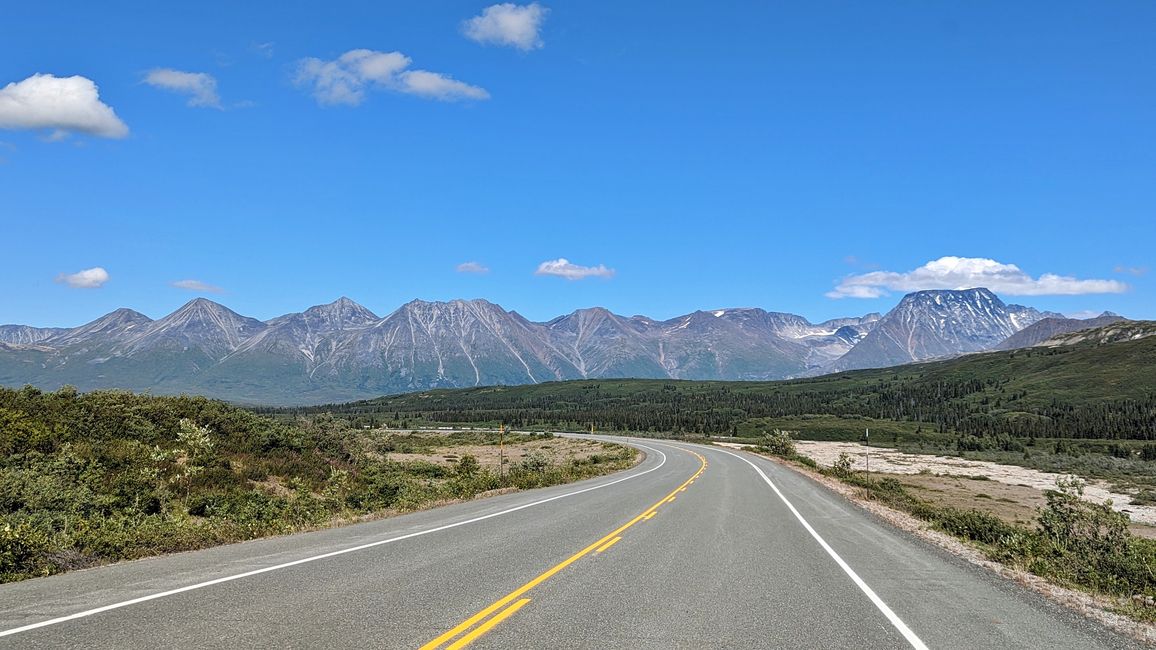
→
(0, 437, 1139, 649)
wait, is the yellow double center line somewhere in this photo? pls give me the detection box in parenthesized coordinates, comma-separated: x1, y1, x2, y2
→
(420, 449, 708, 650)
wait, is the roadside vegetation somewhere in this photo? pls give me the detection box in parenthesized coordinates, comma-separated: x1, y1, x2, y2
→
(275, 337, 1156, 488)
(0, 386, 636, 584)
(749, 431, 1156, 623)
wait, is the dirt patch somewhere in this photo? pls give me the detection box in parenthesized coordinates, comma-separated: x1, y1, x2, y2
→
(899, 474, 1044, 526)
(384, 434, 616, 471)
(790, 441, 1156, 527)
(250, 476, 294, 498)
(895, 474, 1156, 540)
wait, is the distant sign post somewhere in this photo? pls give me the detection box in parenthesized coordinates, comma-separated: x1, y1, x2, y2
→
(499, 423, 505, 478)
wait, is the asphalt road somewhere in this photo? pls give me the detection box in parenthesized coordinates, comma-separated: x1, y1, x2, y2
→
(0, 437, 1140, 649)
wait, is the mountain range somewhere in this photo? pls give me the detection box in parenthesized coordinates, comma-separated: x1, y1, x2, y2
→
(0, 288, 1115, 405)
(992, 312, 1126, 350)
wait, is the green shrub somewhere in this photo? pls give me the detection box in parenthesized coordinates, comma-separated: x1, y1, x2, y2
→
(756, 430, 797, 458)
(1025, 477, 1154, 596)
(519, 452, 550, 473)
(1130, 489, 1156, 506)
(0, 520, 56, 581)
(795, 455, 819, 469)
(930, 508, 1019, 546)
(455, 454, 480, 478)
(829, 452, 854, 478)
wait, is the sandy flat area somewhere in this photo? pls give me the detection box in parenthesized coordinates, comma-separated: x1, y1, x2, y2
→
(384, 435, 615, 470)
(720, 440, 1156, 526)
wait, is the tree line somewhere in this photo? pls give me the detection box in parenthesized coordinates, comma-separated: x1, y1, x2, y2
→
(273, 376, 1156, 442)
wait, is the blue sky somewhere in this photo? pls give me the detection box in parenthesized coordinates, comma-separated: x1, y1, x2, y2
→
(1, 1, 1153, 327)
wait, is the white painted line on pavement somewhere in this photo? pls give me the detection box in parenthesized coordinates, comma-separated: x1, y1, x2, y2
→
(0, 444, 668, 639)
(711, 446, 929, 650)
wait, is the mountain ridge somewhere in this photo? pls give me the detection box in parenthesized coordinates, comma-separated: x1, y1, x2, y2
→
(993, 312, 1127, 351)
(0, 290, 1104, 405)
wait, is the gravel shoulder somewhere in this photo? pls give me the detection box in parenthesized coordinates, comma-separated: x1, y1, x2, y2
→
(715, 441, 1156, 646)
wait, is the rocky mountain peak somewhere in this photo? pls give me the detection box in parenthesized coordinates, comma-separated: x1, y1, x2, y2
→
(39, 308, 153, 347)
(302, 297, 379, 326)
(828, 288, 1051, 372)
(121, 299, 266, 358)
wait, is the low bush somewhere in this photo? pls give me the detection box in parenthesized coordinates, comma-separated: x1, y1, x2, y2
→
(829, 452, 854, 478)
(0, 387, 637, 584)
(755, 430, 797, 458)
(1130, 489, 1156, 506)
(778, 449, 1156, 618)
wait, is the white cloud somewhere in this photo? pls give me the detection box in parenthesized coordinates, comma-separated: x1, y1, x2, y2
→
(295, 49, 487, 105)
(55, 267, 110, 289)
(295, 50, 410, 106)
(144, 69, 221, 108)
(0, 74, 128, 139)
(535, 258, 615, 280)
(463, 3, 549, 50)
(456, 261, 490, 274)
(171, 279, 224, 293)
(398, 70, 490, 101)
(827, 256, 1128, 299)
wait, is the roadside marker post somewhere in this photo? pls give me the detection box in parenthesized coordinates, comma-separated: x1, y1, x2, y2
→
(865, 428, 871, 500)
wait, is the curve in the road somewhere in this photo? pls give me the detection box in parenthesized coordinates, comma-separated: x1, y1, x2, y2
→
(0, 435, 1136, 649)
(711, 445, 928, 650)
(420, 448, 707, 650)
(0, 442, 671, 641)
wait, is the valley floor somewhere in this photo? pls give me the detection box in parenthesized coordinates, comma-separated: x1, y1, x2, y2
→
(789, 440, 1156, 532)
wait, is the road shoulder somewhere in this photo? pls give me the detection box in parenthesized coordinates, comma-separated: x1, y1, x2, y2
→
(732, 446, 1156, 647)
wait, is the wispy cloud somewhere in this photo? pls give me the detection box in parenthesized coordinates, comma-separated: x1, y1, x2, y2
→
(251, 42, 275, 59)
(295, 49, 488, 106)
(0, 74, 128, 139)
(55, 266, 110, 289)
(1115, 265, 1148, 277)
(463, 3, 549, 51)
(827, 256, 1128, 299)
(171, 279, 224, 293)
(1065, 310, 1108, 320)
(398, 70, 490, 101)
(842, 255, 881, 270)
(456, 261, 490, 274)
(144, 69, 221, 108)
(535, 258, 615, 280)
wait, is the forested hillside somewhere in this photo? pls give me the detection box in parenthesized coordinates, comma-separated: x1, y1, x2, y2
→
(291, 335, 1156, 446)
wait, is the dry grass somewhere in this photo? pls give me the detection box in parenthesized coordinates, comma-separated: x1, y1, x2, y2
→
(383, 434, 611, 470)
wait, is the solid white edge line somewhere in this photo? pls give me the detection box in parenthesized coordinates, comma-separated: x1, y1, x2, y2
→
(0, 443, 668, 639)
(710, 446, 929, 650)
